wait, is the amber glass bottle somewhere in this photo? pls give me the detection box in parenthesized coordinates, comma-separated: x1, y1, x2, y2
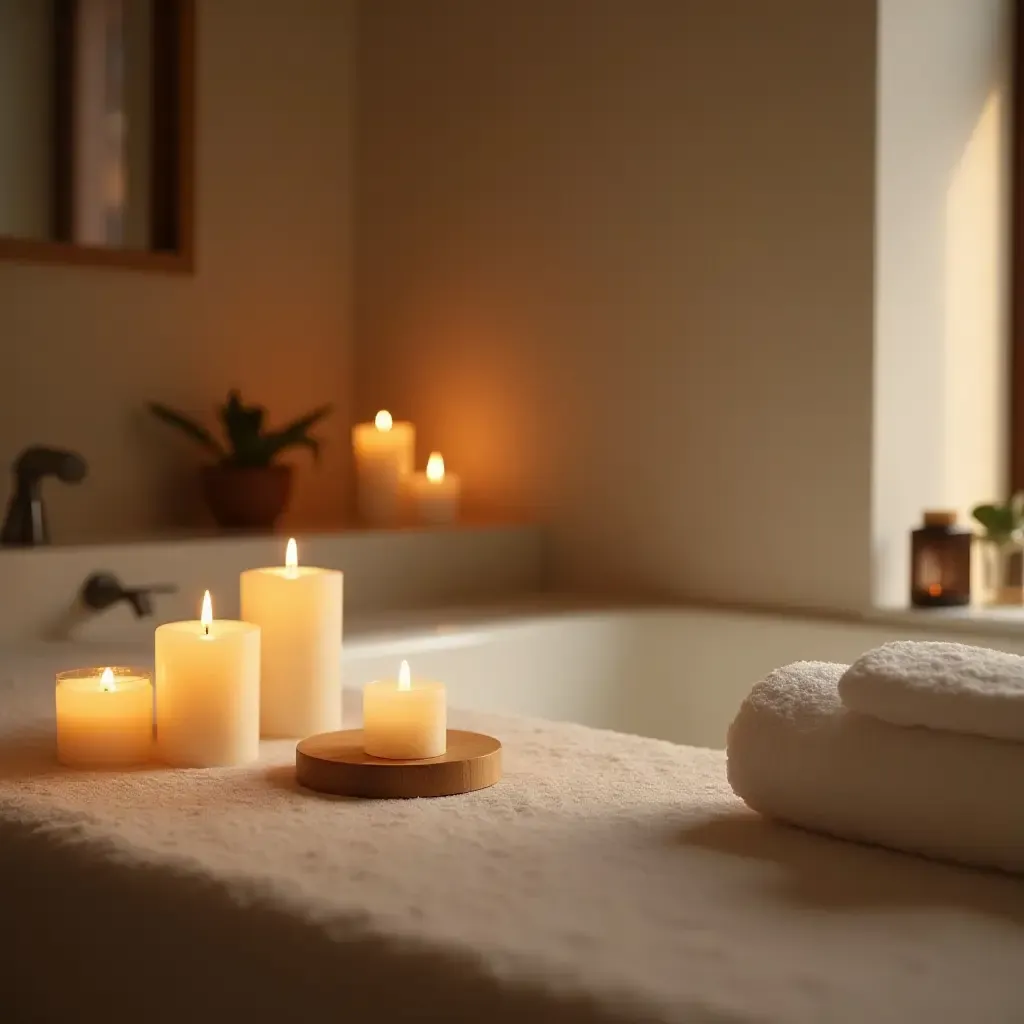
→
(910, 510, 972, 607)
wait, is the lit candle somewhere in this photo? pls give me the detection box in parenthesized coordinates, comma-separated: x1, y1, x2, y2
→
(55, 666, 153, 768)
(351, 409, 415, 525)
(240, 537, 343, 738)
(363, 659, 446, 760)
(410, 452, 461, 525)
(155, 590, 260, 768)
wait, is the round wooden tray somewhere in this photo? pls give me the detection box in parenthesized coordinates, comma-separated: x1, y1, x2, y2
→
(295, 729, 502, 799)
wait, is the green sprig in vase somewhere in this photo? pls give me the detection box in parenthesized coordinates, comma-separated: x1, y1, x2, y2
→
(972, 494, 1024, 607)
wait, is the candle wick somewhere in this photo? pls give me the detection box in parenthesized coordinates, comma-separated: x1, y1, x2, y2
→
(205, 625, 209, 636)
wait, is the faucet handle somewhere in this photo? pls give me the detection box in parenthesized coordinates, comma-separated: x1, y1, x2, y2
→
(123, 582, 179, 617)
(81, 572, 178, 618)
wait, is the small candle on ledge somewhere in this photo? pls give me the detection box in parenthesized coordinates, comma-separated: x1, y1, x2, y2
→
(155, 590, 260, 768)
(363, 659, 446, 760)
(352, 409, 415, 525)
(410, 452, 461, 525)
(240, 537, 343, 738)
(55, 666, 153, 768)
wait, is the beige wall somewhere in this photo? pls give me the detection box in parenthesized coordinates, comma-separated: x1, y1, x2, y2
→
(355, 0, 878, 610)
(0, 0, 354, 543)
(872, 0, 1012, 605)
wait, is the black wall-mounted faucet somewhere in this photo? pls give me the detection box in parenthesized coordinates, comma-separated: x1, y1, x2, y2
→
(1, 446, 88, 546)
(80, 572, 178, 618)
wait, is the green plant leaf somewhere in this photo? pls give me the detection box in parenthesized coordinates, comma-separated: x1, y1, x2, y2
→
(972, 501, 1020, 538)
(276, 405, 333, 440)
(253, 405, 332, 463)
(218, 390, 266, 465)
(148, 402, 225, 458)
(156, 392, 332, 467)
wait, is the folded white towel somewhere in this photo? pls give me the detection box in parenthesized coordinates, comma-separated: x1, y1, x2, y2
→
(727, 660, 1024, 874)
(839, 640, 1024, 743)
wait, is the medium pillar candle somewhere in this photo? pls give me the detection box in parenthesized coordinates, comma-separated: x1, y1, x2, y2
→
(352, 409, 415, 525)
(363, 659, 446, 759)
(240, 537, 343, 738)
(55, 667, 153, 768)
(410, 452, 461, 525)
(155, 591, 260, 768)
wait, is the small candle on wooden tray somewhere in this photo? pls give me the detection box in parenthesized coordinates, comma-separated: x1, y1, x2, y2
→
(55, 666, 153, 768)
(363, 659, 446, 759)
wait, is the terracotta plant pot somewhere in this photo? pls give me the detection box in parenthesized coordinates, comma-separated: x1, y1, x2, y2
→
(201, 464, 293, 530)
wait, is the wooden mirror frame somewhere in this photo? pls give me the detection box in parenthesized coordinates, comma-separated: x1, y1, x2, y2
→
(0, 0, 195, 274)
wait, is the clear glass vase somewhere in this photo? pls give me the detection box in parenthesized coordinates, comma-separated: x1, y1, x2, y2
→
(980, 533, 1024, 607)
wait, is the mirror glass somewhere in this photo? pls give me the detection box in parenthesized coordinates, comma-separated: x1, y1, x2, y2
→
(0, 0, 191, 265)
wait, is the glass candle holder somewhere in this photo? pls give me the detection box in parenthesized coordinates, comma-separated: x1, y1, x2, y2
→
(55, 666, 154, 768)
(979, 532, 1024, 607)
(909, 510, 972, 608)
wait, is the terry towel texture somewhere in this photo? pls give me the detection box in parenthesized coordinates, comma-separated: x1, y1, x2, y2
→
(727, 660, 1024, 874)
(839, 640, 1024, 743)
(2, 662, 1024, 1023)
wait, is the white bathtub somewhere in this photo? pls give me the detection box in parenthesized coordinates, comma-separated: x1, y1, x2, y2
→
(340, 600, 1024, 749)
(8, 599, 1024, 750)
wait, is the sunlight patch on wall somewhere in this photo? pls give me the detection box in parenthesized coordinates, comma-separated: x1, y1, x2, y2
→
(944, 84, 1009, 514)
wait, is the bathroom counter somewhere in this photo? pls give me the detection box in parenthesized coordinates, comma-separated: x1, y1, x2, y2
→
(2, 675, 1023, 1024)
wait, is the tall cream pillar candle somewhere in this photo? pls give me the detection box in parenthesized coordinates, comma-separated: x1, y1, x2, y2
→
(352, 410, 415, 525)
(240, 537, 343, 738)
(55, 667, 153, 767)
(363, 659, 446, 759)
(155, 591, 261, 768)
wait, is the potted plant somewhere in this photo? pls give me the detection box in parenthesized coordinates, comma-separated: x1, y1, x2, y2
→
(971, 493, 1024, 606)
(148, 390, 331, 529)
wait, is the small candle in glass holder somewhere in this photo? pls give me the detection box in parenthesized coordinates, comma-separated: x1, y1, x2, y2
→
(56, 666, 154, 768)
(410, 452, 461, 525)
(363, 659, 446, 759)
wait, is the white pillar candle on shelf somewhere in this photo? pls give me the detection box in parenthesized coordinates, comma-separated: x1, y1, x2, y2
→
(240, 537, 343, 738)
(352, 409, 415, 525)
(410, 452, 461, 525)
(55, 667, 153, 768)
(155, 590, 260, 768)
(363, 659, 446, 760)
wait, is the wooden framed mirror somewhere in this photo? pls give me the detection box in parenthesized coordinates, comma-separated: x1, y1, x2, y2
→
(0, 0, 194, 272)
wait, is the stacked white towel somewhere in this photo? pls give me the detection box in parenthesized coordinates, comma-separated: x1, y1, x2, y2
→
(839, 640, 1024, 742)
(727, 643, 1024, 875)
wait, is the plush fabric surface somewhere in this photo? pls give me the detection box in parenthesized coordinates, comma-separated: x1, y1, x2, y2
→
(728, 660, 1024, 874)
(1, 672, 1023, 1024)
(839, 640, 1024, 742)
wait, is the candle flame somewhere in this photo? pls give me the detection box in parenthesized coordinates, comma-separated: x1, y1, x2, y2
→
(399, 659, 411, 691)
(286, 537, 298, 569)
(426, 452, 445, 483)
(100, 667, 116, 692)
(375, 409, 393, 432)
(201, 590, 213, 631)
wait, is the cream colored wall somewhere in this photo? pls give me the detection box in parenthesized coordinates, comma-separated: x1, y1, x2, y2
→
(354, 0, 878, 610)
(0, 0, 354, 543)
(872, 0, 1012, 606)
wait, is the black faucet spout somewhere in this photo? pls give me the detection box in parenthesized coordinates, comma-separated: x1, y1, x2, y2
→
(1, 446, 88, 546)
